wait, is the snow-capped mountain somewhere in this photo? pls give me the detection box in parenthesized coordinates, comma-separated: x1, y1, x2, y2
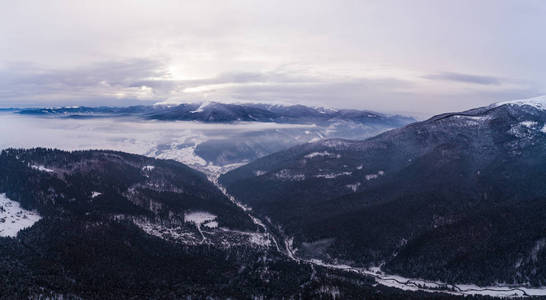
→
(220, 97, 546, 287)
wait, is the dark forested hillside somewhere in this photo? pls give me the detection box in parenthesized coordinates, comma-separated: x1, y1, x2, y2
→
(220, 101, 546, 287)
(0, 148, 471, 298)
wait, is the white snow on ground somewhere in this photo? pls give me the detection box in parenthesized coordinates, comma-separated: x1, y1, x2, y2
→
(520, 121, 538, 128)
(142, 165, 155, 171)
(305, 151, 332, 158)
(184, 211, 217, 227)
(30, 164, 54, 173)
(314, 171, 352, 179)
(345, 183, 360, 192)
(451, 115, 492, 127)
(153, 144, 208, 167)
(496, 95, 546, 110)
(365, 174, 377, 180)
(203, 221, 218, 228)
(319, 139, 352, 149)
(542, 125, 546, 133)
(190, 101, 211, 113)
(309, 259, 546, 298)
(508, 123, 536, 139)
(275, 169, 305, 181)
(91, 191, 102, 198)
(454, 115, 490, 121)
(365, 170, 384, 180)
(0, 193, 41, 237)
(254, 170, 267, 176)
(184, 211, 217, 243)
(133, 218, 198, 244)
(247, 232, 271, 247)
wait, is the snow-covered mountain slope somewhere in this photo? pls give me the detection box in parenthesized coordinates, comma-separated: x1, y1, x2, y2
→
(495, 95, 546, 110)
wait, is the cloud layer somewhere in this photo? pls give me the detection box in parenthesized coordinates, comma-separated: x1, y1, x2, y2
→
(1, 0, 545, 116)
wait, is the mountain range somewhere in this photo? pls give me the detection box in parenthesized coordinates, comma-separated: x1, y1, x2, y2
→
(16, 101, 414, 126)
(2, 96, 546, 298)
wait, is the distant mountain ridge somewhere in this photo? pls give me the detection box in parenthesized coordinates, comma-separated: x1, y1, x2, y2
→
(16, 101, 415, 125)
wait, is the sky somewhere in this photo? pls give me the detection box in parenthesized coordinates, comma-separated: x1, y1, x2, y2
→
(0, 0, 545, 116)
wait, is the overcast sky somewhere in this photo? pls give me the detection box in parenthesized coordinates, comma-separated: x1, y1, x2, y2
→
(1, 0, 545, 116)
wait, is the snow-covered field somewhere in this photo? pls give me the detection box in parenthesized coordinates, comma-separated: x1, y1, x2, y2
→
(0, 193, 41, 237)
(184, 211, 217, 227)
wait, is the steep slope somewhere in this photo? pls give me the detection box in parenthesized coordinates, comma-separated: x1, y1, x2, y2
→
(0, 148, 255, 231)
(219, 96, 546, 286)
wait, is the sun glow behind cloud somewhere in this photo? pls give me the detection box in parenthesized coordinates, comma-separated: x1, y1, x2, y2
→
(0, 0, 545, 116)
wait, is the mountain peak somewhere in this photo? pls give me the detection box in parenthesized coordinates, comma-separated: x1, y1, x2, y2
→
(495, 95, 546, 110)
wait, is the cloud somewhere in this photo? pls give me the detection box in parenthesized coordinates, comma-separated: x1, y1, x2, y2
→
(1, 1, 546, 115)
(0, 58, 168, 105)
(423, 72, 502, 85)
(0, 56, 542, 118)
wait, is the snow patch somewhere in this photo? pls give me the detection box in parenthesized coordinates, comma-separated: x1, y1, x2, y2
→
(203, 221, 218, 229)
(254, 170, 267, 176)
(520, 121, 538, 128)
(0, 193, 41, 237)
(133, 218, 198, 244)
(142, 165, 155, 171)
(305, 151, 332, 158)
(365, 170, 385, 181)
(275, 169, 305, 181)
(153, 144, 208, 167)
(31, 165, 54, 173)
(91, 191, 102, 198)
(315, 171, 352, 179)
(184, 211, 218, 243)
(319, 139, 352, 149)
(345, 183, 361, 192)
(310, 259, 546, 297)
(184, 211, 217, 227)
(190, 101, 211, 113)
(248, 233, 272, 247)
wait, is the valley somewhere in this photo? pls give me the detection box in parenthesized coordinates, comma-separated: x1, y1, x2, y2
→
(1, 98, 546, 298)
(211, 166, 546, 298)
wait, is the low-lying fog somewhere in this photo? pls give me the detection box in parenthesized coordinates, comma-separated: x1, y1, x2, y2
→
(0, 113, 391, 175)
